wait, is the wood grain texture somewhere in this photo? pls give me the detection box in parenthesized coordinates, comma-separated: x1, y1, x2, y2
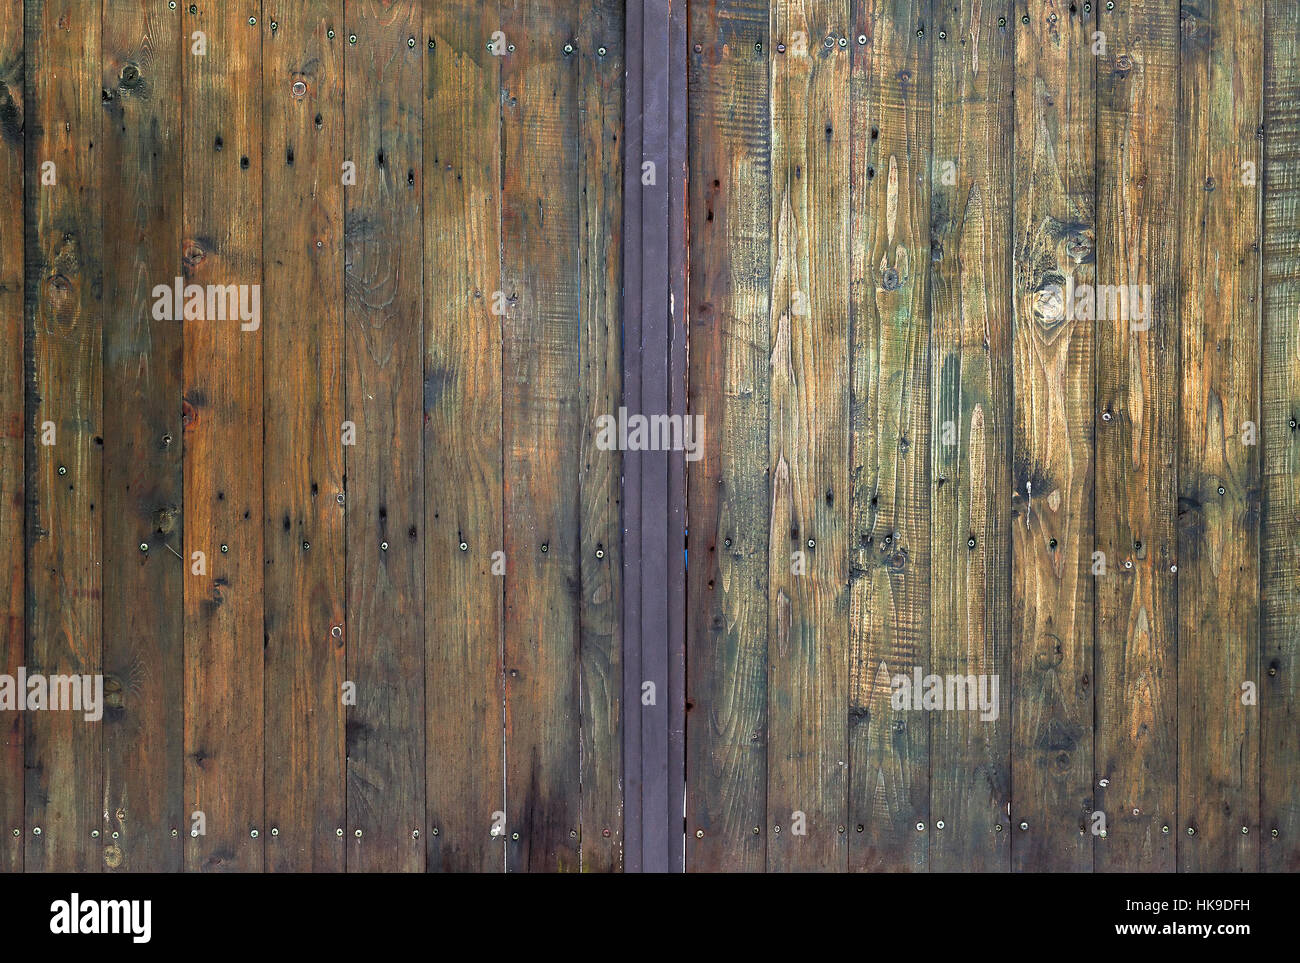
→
(1009, 0, 1095, 873)
(101, 0, 184, 873)
(423, 0, 504, 874)
(847, 0, 932, 873)
(766, 0, 849, 873)
(685, 0, 771, 872)
(1177, 0, 1261, 873)
(928, 0, 1013, 874)
(1093, 0, 1178, 872)
(0, 0, 22, 873)
(500, 0, 582, 873)
(575, 0, 624, 873)
(262, 0, 345, 873)
(343, 0, 425, 873)
(24, 0, 104, 873)
(1261, 0, 1300, 873)
(182, 0, 264, 873)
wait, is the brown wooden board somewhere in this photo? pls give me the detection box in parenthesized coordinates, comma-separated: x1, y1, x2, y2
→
(1261, 0, 1300, 873)
(342, 0, 425, 873)
(499, 0, 583, 873)
(0, 0, 24, 873)
(24, 0, 104, 873)
(423, 0, 504, 873)
(847, 0, 932, 873)
(262, 0, 346, 873)
(685, 0, 771, 872)
(928, 0, 1013, 873)
(766, 0, 849, 872)
(181, 0, 265, 873)
(575, 0, 624, 873)
(1177, 0, 1262, 873)
(1093, 0, 1179, 873)
(1009, 0, 1096, 873)
(101, 0, 184, 872)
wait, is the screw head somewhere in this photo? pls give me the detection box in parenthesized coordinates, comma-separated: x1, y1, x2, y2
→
(328, 29, 335, 39)
(939, 31, 946, 39)
(408, 37, 415, 47)
(459, 540, 468, 551)
(354, 829, 362, 837)
(507, 44, 515, 52)
(169, 1, 176, 8)
(1187, 826, 1196, 836)
(1171, 564, 1178, 573)
(1242, 826, 1250, 835)
(336, 828, 344, 836)
(1124, 560, 1132, 569)
(331, 625, 342, 639)
(171, 828, 178, 836)
(189, 4, 196, 12)
(916, 822, 925, 831)
(349, 34, 357, 44)
(33, 827, 41, 835)
(595, 547, 605, 558)
(838, 36, 847, 46)
(540, 543, 548, 553)
(248, 16, 256, 25)
(10, 829, 17, 837)
(565, 43, 574, 54)
(807, 538, 815, 549)
(1019, 821, 1029, 831)
(58, 465, 67, 475)
(292, 80, 306, 97)
(431, 827, 439, 836)
(968, 537, 977, 549)
(1218, 486, 1226, 495)
(825, 36, 834, 46)
(1272, 828, 1280, 837)
(270, 20, 277, 30)
(220, 544, 229, 553)
(995, 823, 1003, 832)
(250, 829, 259, 838)
(1162, 825, 1170, 834)
(773, 825, 781, 833)
(140, 542, 149, 552)
(302, 541, 310, 551)
(91, 830, 100, 838)
(936, 820, 945, 830)
(598, 46, 607, 56)
(271, 828, 279, 836)
(412, 829, 420, 838)
(857, 34, 866, 44)
(511, 832, 519, 840)
(380, 541, 389, 551)
(1102, 410, 1112, 421)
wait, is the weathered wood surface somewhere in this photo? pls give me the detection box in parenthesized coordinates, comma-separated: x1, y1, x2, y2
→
(0, 0, 24, 875)
(0, 0, 622, 873)
(685, 0, 1300, 872)
(102, 0, 184, 873)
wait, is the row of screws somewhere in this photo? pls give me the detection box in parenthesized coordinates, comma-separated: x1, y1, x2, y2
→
(694, 824, 1279, 837)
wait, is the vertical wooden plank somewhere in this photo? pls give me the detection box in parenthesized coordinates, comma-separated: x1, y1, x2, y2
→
(24, 0, 103, 873)
(182, 0, 264, 872)
(848, 0, 931, 873)
(0, 0, 22, 872)
(423, 0, 504, 873)
(1261, 0, 1300, 872)
(1093, 0, 1178, 872)
(1009, 0, 1095, 873)
(500, 0, 581, 874)
(1177, 0, 1261, 873)
(928, 0, 1013, 873)
(685, 0, 770, 872)
(576, 0, 623, 872)
(262, 0, 345, 873)
(101, 0, 184, 872)
(342, 0, 424, 873)
(767, 0, 849, 872)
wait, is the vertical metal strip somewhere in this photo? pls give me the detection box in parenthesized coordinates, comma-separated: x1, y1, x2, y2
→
(622, 0, 687, 873)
